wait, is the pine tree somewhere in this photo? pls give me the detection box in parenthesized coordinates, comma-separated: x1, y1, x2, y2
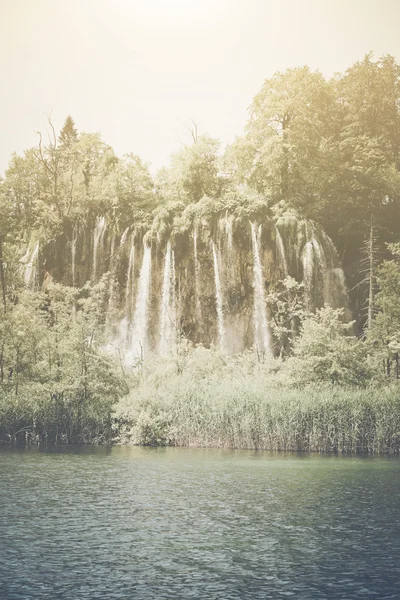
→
(58, 115, 78, 147)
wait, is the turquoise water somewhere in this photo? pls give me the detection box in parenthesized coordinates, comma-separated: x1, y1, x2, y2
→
(1, 446, 399, 599)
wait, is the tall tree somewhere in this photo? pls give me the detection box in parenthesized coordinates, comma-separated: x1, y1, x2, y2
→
(330, 54, 400, 326)
(58, 115, 78, 147)
(368, 243, 400, 378)
(156, 134, 224, 205)
(226, 67, 336, 210)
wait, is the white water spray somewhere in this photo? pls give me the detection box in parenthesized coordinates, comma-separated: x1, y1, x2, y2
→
(92, 216, 106, 282)
(71, 236, 76, 287)
(159, 240, 176, 353)
(211, 241, 226, 351)
(275, 225, 288, 276)
(120, 227, 129, 248)
(219, 211, 233, 253)
(193, 229, 202, 324)
(302, 240, 314, 310)
(125, 235, 135, 320)
(129, 244, 152, 360)
(22, 241, 39, 289)
(107, 236, 116, 319)
(250, 223, 270, 353)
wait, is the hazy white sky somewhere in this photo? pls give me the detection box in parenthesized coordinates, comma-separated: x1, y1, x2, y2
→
(1, 0, 399, 175)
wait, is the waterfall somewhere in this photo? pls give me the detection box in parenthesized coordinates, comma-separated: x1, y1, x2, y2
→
(275, 226, 288, 276)
(110, 236, 115, 268)
(71, 236, 76, 287)
(301, 223, 325, 310)
(92, 216, 107, 282)
(211, 241, 226, 351)
(107, 236, 116, 320)
(299, 222, 351, 313)
(311, 236, 328, 304)
(312, 237, 327, 273)
(325, 267, 350, 314)
(22, 241, 39, 289)
(250, 223, 270, 353)
(226, 217, 233, 253)
(159, 240, 176, 353)
(159, 241, 171, 353)
(120, 227, 129, 248)
(171, 248, 176, 335)
(320, 230, 349, 310)
(321, 230, 335, 268)
(302, 240, 314, 310)
(125, 235, 135, 321)
(129, 243, 152, 360)
(193, 229, 202, 325)
(219, 211, 233, 253)
(94, 211, 350, 360)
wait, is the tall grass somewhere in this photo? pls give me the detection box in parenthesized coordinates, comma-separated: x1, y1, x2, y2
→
(0, 383, 120, 445)
(113, 347, 400, 454)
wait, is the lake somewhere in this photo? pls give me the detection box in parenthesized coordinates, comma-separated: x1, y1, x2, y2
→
(0, 446, 399, 599)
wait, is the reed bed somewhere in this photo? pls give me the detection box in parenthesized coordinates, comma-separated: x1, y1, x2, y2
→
(113, 351, 400, 454)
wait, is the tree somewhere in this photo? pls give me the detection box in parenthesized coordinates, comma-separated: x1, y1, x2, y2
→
(156, 134, 225, 205)
(114, 154, 156, 227)
(58, 115, 78, 147)
(368, 243, 400, 378)
(227, 67, 336, 209)
(266, 276, 305, 358)
(329, 55, 400, 328)
(287, 307, 373, 386)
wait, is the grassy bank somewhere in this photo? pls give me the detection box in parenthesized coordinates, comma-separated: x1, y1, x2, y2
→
(2, 345, 400, 453)
(0, 382, 121, 445)
(113, 348, 400, 454)
(114, 382, 400, 454)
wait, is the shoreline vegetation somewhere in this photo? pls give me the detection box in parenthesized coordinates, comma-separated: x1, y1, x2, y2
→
(1, 334, 400, 454)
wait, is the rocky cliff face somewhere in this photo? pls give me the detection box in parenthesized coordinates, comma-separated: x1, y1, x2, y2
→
(20, 206, 349, 364)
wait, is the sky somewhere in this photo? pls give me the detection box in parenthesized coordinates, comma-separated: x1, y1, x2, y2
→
(1, 0, 399, 176)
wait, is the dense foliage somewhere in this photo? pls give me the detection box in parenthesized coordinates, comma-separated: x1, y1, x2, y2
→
(113, 342, 399, 454)
(0, 279, 128, 444)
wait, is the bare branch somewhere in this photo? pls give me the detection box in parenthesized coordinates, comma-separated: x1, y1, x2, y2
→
(177, 119, 199, 144)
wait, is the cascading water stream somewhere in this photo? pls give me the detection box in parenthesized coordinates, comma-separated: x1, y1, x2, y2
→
(275, 226, 288, 277)
(159, 240, 176, 353)
(129, 243, 152, 361)
(193, 229, 202, 326)
(211, 241, 226, 351)
(125, 235, 135, 321)
(225, 212, 233, 254)
(71, 236, 76, 287)
(250, 223, 270, 353)
(23, 241, 39, 288)
(219, 211, 233, 254)
(107, 236, 116, 320)
(171, 248, 176, 327)
(81, 212, 350, 358)
(92, 216, 107, 282)
(320, 229, 348, 310)
(120, 227, 129, 248)
(302, 240, 315, 310)
(311, 236, 328, 304)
